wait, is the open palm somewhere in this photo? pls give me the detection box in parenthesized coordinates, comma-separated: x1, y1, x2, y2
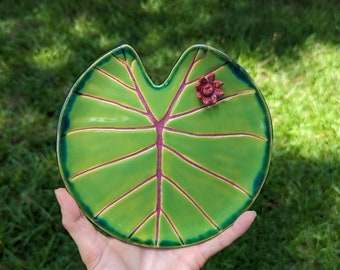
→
(55, 188, 256, 270)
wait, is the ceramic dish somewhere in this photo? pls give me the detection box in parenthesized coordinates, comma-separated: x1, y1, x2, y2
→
(56, 44, 272, 248)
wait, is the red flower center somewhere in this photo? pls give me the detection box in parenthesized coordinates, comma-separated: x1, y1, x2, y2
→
(202, 84, 214, 96)
(195, 73, 224, 105)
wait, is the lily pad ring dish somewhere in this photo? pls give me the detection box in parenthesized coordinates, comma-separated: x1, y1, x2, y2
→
(56, 44, 272, 248)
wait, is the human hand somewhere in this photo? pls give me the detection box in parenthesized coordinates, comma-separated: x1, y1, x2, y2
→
(55, 188, 256, 270)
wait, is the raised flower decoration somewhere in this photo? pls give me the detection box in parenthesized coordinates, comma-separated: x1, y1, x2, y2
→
(195, 72, 224, 105)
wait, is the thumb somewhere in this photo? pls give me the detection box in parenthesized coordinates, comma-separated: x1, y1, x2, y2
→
(199, 211, 256, 259)
(55, 188, 106, 265)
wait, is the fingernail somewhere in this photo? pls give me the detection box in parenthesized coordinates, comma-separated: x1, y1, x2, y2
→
(251, 210, 257, 217)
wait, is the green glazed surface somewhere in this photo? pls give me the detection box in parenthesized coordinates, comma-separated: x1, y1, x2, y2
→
(56, 44, 272, 248)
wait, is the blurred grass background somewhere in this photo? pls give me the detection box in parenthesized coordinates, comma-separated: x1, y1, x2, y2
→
(0, 0, 339, 269)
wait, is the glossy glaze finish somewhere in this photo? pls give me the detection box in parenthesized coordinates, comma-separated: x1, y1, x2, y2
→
(56, 44, 272, 248)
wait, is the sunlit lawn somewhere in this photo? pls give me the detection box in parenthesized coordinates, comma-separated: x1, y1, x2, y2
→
(0, 0, 339, 269)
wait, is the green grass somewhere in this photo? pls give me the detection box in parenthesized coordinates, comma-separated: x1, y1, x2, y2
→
(0, 0, 339, 269)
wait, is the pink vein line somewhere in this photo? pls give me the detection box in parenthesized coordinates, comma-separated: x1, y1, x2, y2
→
(70, 144, 155, 181)
(186, 63, 227, 85)
(127, 210, 156, 240)
(95, 174, 156, 217)
(114, 52, 157, 123)
(95, 67, 136, 91)
(66, 126, 154, 136)
(161, 210, 184, 245)
(164, 127, 267, 141)
(75, 92, 147, 115)
(169, 90, 255, 120)
(161, 48, 201, 120)
(164, 145, 251, 197)
(163, 175, 220, 230)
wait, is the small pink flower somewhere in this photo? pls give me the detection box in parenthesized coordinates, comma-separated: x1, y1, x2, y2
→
(195, 73, 224, 105)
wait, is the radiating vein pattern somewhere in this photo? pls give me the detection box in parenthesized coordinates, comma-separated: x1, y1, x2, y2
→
(71, 144, 156, 181)
(74, 91, 147, 115)
(57, 44, 272, 248)
(164, 127, 267, 141)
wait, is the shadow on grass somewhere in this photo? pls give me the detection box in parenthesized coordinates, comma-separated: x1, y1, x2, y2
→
(1, 0, 339, 101)
(204, 148, 339, 269)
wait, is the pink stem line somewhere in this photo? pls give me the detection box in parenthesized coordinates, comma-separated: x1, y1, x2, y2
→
(75, 92, 147, 115)
(164, 127, 267, 141)
(161, 210, 184, 245)
(96, 174, 157, 217)
(163, 175, 220, 230)
(70, 144, 155, 181)
(95, 67, 136, 91)
(169, 90, 255, 120)
(127, 210, 157, 240)
(66, 126, 154, 136)
(155, 136, 162, 245)
(151, 52, 204, 239)
(163, 145, 251, 197)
